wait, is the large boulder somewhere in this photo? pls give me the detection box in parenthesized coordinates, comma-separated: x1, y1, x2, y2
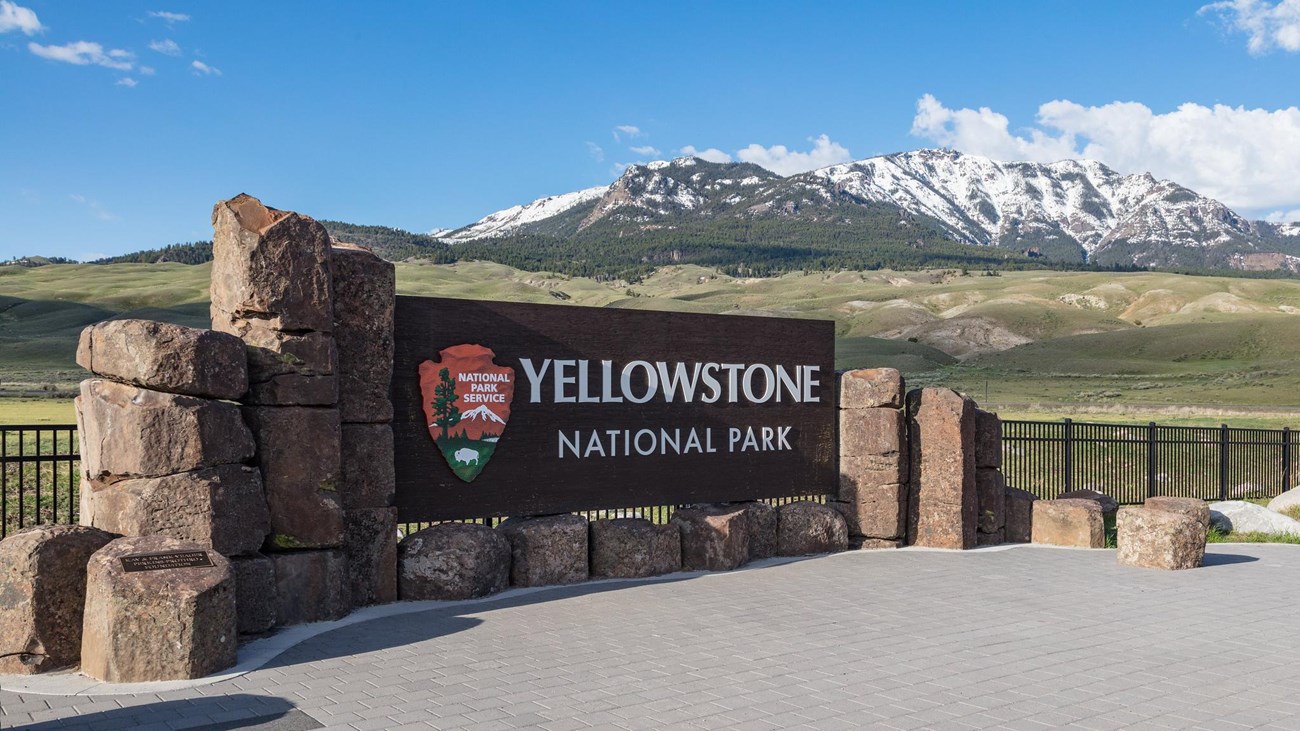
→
(1057, 489, 1119, 515)
(670, 505, 751, 571)
(1032, 499, 1105, 549)
(332, 244, 395, 424)
(269, 549, 350, 626)
(339, 423, 395, 510)
(1116, 506, 1206, 570)
(498, 514, 588, 587)
(777, 501, 848, 556)
(398, 523, 510, 600)
(589, 519, 681, 578)
(976, 468, 1006, 543)
(839, 368, 904, 409)
(76, 379, 254, 483)
(344, 508, 398, 607)
(79, 465, 270, 557)
(906, 388, 977, 549)
(839, 408, 907, 485)
(1266, 485, 1300, 515)
(737, 501, 778, 560)
(1145, 496, 1211, 532)
(0, 525, 116, 675)
(81, 536, 236, 682)
(243, 406, 345, 549)
(230, 553, 276, 635)
(974, 409, 1002, 469)
(1208, 500, 1300, 537)
(76, 319, 248, 400)
(1004, 487, 1037, 543)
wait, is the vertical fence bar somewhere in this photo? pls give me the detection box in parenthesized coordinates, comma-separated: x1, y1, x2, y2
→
(1063, 418, 1074, 493)
(1146, 422, 1157, 499)
(1219, 424, 1229, 502)
(1284, 426, 1292, 496)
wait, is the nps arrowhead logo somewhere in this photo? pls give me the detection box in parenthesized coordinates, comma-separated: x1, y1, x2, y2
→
(418, 344, 515, 482)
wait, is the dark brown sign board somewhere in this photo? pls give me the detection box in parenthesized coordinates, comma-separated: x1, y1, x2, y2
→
(120, 550, 215, 573)
(393, 295, 836, 521)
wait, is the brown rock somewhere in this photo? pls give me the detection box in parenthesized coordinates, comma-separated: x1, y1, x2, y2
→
(977, 529, 1005, 546)
(340, 423, 395, 510)
(589, 519, 681, 578)
(81, 536, 236, 682)
(833, 482, 907, 540)
(840, 408, 907, 464)
(79, 465, 270, 557)
(0, 525, 115, 675)
(236, 325, 338, 407)
(76, 319, 248, 400)
(1004, 487, 1037, 543)
(398, 523, 510, 600)
(498, 514, 588, 587)
(777, 501, 849, 556)
(1057, 489, 1119, 515)
(840, 368, 904, 409)
(974, 409, 1002, 469)
(76, 379, 254, 483)
(906, 388, 977, 549)
(210, 193, 334, 334)
(243, 406, 345, 549)
(1145, 496, 1211, 532)
(1116, 505, 1206, 570)
(736, 501, 777, 560)
(332, 244, 395, 424)
(849, 537, 902, 550)
(230, 553, 276, 635)
(345, 508, 397, 607)
(670, 505, 750, 571)
(270, 549, 350, 626)
(1032, 499, 1105, 548)
(976, 468, 1006, 536)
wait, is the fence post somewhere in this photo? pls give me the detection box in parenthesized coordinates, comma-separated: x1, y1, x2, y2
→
(1147, 422, 1157, 498)
(1063, 418, 1074, 493)
(1283, 426, 1292, 496)
(1219, 424, 1229, 502)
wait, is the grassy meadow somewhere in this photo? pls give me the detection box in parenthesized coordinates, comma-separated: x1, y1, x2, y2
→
(3, 260, 1300, 427)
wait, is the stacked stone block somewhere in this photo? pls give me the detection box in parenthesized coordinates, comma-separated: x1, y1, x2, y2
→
(589, 519, 681, 578)
(834, 368, 908, 549)
(1032, 498, 1105, 548)
(974, 408, 1006, 546)
(498, 514, 589, 587)
(907, 388, 978, 549)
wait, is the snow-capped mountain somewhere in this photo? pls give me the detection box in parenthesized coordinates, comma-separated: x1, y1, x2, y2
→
(440, 149, 1298, 269)
(461, 404, 506, 424)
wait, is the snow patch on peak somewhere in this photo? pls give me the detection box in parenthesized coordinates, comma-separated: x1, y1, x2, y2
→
(646, 160, 671, 170)
(444, 185, 608, 242)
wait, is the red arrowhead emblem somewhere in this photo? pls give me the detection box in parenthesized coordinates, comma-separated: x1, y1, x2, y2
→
(418, 344, 515, 482)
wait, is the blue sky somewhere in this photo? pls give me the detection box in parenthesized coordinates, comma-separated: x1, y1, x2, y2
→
(2, 1, 1299, 260)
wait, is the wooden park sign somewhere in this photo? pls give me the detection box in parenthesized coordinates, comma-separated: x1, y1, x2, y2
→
(392, 296, 836, 521)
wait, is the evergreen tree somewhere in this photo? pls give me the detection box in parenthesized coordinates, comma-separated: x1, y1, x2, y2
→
(431, 367, 461, 440)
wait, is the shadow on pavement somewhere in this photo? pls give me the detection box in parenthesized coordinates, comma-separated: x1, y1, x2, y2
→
(12, 694, 311, 731)
(1202, 552, 1260, 567)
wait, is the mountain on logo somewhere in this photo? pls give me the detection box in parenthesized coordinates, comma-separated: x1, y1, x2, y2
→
(462, 404, 506, 425)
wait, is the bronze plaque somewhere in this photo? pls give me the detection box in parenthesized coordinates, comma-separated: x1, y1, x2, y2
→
(393, 296, 836, 521)
(120, 550, 215, 573)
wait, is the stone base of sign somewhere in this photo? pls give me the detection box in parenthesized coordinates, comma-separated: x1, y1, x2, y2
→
(331, 243, 396, 425)
(1117, 504, 1207, 570)
(777, 501, 848, 556)
(0, 525, 116, 675)
(80, 536, 236, 683)
(398, 523, 511, 601)
(270, 549, 350, 627)
(907, 387, 978, 550)
(345, 508, 398, 607)
(589, 519, 682, 578)
(76, 319, 249, 401)
(737, 502, 778, 560)
(832, 482, 907, 543)
(840, 368, 905, 409)
(974, 409, 1002, 470)
(1032, 499, 1105, 549)
(976, 529, 1005, 547)
(230, 553, 277, 635)
(498, 514, 589, 587)
(848, 537, 902, 550)
(976, 468, 1006, 544)
(670, 505, 751, 572)
(340, 423, 395, 511)
(1004, 487, 1037, 543)
(243, 406, 345, 550)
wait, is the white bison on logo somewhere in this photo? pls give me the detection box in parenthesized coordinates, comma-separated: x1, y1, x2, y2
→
(453, 447, 480, 465)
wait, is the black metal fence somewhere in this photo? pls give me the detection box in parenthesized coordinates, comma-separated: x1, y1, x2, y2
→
(1, 424, 81, 539)
(1003, 419, 1299, 504)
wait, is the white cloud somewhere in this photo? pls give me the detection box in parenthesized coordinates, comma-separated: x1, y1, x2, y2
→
(148, 38, 180, 55)
(679, 145, 733, 163)
(29, 41, 134, 70)
(115, 77, 137, 87)
(612, 124, 642, 141)
(910, 94, 1300, 211)
(1200, 0, 1300, 53)
(0, 1, 42, 35)
(1266, 208, 1300, 222)
(139, 65, 156, 75)
(735, 134, 852, 176)
(69, 194, 116, 221)
(191, 60, 221, 76)
(629, 145, 661, 157)
(147, 10, 190, 23)
(586, 141, 605, 162)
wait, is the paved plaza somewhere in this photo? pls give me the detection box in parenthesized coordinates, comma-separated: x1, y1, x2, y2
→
(3, 544, 1300, 730)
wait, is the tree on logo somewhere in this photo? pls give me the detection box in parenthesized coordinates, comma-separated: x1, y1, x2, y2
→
(431, 367, 461, 440)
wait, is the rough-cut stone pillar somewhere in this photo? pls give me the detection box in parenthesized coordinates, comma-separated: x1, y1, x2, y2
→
(1004, 487, 1038, 543)
(331, 243, 397, 609)
(1032, 499, 1105, 548)
(269, 549, 350, 626)
(906, 388, 977, 549)
(670, 505, 751, 571)
(0, 525, 116, 675)
(834, 368, 908, 549)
